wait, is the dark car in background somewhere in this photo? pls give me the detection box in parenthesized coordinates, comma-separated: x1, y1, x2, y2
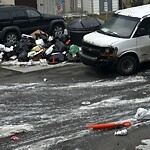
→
(0, 5, 66, 44)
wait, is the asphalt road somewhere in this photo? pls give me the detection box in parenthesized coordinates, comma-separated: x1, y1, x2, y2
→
(0, 62, 150, 150)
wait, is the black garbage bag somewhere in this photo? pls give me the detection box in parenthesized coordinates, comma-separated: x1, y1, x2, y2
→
(14, 36, 36, 56)
(18, 50, 29, 62)
(58, 34, 70, 44)
(66, 52, 80, 62)
(21, 36, 36, 52)
(2, 51, 16, 61)
(48, 53, 65, 64)
(55, 39, 69, 52)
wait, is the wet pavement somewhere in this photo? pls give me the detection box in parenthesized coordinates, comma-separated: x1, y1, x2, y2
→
(0, 62, 150, 150)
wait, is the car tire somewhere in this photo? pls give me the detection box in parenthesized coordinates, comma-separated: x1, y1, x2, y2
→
(4, 31, 18, 45)
(117, 55, 138, 76)
(52, 24, 64, 37)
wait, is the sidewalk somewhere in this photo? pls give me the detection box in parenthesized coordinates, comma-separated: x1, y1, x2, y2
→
(1, 61, 72, 73)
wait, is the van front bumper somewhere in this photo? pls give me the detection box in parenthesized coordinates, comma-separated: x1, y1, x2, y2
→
(79, 51, 118, 67)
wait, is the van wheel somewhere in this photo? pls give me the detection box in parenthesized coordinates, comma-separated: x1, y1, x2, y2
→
(117, 55, 138, 76)
(52, 24, 64, 37)
(4, 32, 18, 45)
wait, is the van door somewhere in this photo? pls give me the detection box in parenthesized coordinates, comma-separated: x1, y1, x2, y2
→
(135, 17, 150, 62)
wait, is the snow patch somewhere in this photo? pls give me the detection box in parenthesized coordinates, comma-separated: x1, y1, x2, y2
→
(79, 96, 150, 110)
(53, 76, 146, 89)
(14, 129, 90, 150)
(136, 139, 150, 150)
(0, 124, 34, 138)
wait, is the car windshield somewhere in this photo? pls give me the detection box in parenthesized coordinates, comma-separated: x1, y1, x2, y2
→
(98, 14, 140, 38)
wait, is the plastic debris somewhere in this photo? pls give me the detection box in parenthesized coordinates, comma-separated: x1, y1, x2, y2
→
(39, 59, 48, 66)
(44, 78, 47, 82)
(45, 45, 54, 55)
(135, 108, 150, 120)
(11, 135, 19, 141)
(81, 101, 91, 105)
(114, 129, 128, 136)
(35, 39, 45, 46)
(86, 121, 131, 130)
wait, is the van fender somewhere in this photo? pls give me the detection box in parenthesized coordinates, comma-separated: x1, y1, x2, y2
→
(1, 26, 21, 39)
(117, 51, 140, 65)
(118, 50, 138, 58)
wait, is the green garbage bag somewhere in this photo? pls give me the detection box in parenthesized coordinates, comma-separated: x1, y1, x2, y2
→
(69, 45, 80, 56)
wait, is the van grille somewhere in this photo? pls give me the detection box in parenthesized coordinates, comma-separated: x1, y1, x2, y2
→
(81, 42, 105, 57)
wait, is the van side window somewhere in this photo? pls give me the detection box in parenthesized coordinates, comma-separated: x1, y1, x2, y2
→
(135, 18, 150, 37)
(0, 11, 10, 22)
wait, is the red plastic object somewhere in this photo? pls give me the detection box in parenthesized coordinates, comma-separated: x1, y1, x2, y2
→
(11, 136, 19, 141)
(86, 121, 131, 130)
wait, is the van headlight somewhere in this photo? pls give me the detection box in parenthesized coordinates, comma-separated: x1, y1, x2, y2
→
(105, 48, 110, 53)
(99, 47, 118, 57)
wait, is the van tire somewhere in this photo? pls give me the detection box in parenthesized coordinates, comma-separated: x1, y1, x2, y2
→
(4, 31, 18, 45)
(117, 55, 137, 76)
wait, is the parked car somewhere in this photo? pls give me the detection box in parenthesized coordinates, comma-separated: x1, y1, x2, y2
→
(0, 5, 66, 45)
(79, 4, 150, 76)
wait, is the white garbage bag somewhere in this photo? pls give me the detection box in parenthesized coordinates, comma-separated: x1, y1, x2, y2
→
(0, 44, 13, 52)
(36, 39, 45, 46)
(135, 108, 150, 120)
(45, 44, 54, 55)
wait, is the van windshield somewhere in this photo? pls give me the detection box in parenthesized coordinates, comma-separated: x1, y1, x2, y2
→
(98, 14, 140, 38)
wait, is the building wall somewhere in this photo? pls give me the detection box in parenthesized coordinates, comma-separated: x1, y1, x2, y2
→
(65, 0, 71, 13)
(15, 0, 37, 8)
(93, 0, 100, 14)
(37, 0, 55, 14)
(82, 0, 92, 14)
(112, 0, 119, 11)
(0, 0, 15, 5)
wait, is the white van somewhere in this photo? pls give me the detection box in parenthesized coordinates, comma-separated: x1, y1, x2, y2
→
(79, 4, 150, 76)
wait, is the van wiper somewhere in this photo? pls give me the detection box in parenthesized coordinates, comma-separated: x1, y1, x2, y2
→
(107, 31, 119, 37)
(97, 29, 105, 34)
(98, 29, 120, 37)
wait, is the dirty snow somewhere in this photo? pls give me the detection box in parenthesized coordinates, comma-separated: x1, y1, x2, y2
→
(0, 74, 149, 149)
(0, 124, 34, 138)
(14, 130, 90, 150)
(136, 139, 150, 150)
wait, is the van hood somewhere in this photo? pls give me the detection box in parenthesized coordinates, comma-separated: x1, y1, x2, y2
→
(83, 31, 126, 47)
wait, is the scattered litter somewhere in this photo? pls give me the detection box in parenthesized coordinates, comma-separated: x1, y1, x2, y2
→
(142, 92, 147, 95)
(39, 59, 48, 66)
(114, 129, 128, 136)
(44, 78, 47, 82)
(86, 121, 131, 130)
(36, 39, 45, 46)
(81, 101, 91, 105)
(135, 108, 150, 120)
(11, 135, 19, 141)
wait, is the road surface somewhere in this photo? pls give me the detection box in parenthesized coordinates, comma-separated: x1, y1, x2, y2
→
(0, 62, 150, 150)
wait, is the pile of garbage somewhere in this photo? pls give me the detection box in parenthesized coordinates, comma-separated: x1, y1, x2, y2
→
(0, 29, 81, 66)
